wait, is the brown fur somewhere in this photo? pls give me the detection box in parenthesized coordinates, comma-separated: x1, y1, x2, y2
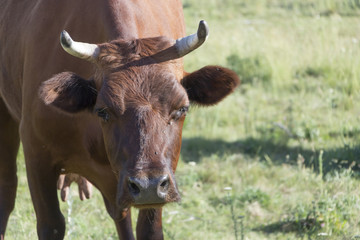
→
(39, 72, 97, 113)
(182, 66, 240, 106)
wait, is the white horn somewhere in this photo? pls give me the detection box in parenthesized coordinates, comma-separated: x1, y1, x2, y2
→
(60, 30, 99, 61)
(175, 20, 209, 57)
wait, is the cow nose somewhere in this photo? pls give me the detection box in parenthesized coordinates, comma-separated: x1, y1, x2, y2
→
(127, 175, 170, 205)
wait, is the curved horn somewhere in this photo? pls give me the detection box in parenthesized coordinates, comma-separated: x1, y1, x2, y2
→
(175, 20, 209, 57)
(60, 30, 100, 61)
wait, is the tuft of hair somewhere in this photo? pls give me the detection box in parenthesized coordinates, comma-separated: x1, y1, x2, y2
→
(97, 36, 173, 69)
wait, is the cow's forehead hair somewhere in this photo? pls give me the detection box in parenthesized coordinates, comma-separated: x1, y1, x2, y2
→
(96, 64, 189, 115)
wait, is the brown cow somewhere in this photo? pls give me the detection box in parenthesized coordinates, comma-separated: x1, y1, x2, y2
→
(0, 1, 239, 239)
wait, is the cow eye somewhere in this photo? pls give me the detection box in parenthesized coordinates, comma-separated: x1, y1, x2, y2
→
(171, 106, 189, 121)
(95, 108, 110, 122)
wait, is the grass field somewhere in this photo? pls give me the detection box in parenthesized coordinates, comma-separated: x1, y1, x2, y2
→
(6, 0, 360, 239)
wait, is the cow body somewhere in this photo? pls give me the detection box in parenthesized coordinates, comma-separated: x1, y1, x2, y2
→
(0, 1, 239, 239)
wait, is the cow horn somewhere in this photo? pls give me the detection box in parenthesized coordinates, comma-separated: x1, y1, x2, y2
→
(60, 30, 100, 61)
(175, 20, 209, 57)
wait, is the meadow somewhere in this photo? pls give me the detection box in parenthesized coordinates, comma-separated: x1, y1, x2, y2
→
(6, 0, 360, 239)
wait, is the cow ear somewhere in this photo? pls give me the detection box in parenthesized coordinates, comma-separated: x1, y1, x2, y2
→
(181, 66, 240, 106)
(39, 72, 97, 113)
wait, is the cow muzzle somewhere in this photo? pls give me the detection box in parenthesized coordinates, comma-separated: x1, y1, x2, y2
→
(129, 175, 168, 203)
(128, 174, 173, 206)
(118, 173, 180, 209)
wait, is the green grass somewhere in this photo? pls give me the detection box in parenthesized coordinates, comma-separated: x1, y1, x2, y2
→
(6, 0, 360, 239)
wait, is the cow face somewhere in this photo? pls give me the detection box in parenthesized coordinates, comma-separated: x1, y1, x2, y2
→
(93, 48, 189, 209)
(39, 22, 239, 213)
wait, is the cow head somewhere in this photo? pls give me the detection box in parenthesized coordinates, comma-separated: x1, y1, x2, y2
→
(39, 21, 239, 214)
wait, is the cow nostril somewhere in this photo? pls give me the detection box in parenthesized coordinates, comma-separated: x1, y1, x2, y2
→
(128, 178, 141, 195)
(158, 176, 170, 193)
(160, 180, 169, 188)
(129, 182, 140, 193)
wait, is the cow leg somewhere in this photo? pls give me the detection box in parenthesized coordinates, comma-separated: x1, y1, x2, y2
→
(77, 166, 135, 240)
(22, 143, 65, 240)
(102, 197, 134, 240)
(114, 212, 134, 240)
(136, 209, 163, 240)
(0, 99, 19, 240)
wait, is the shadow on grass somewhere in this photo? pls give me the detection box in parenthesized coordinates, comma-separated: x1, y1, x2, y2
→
(181, 137, 360, 236)
(252, 218, 321, 238)
(181, 137, 360, 174)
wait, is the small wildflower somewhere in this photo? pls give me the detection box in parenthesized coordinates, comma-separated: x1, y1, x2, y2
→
(317, 232, 328, 236)
(182, 216, 195, 222)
